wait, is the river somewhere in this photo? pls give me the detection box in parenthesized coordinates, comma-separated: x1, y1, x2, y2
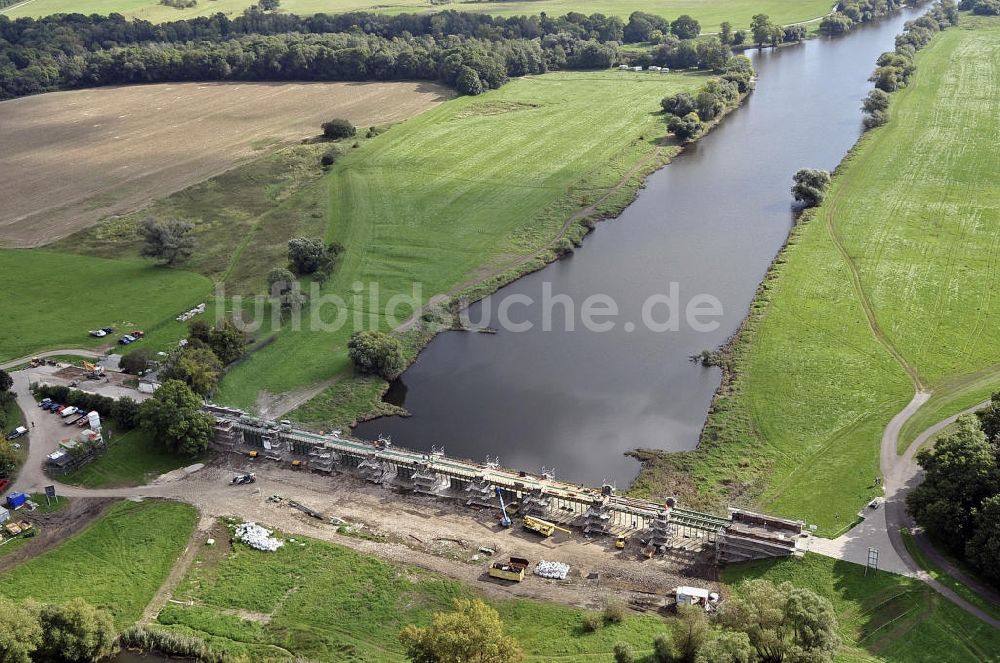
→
(354, 6, 926, 487)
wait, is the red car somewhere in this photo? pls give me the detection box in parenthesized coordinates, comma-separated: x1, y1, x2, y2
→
(0, 480, 9, 494)
(131, 330, 145, 338)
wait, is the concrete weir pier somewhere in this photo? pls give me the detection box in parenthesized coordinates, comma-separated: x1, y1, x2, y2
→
(207, 405, 812, 564)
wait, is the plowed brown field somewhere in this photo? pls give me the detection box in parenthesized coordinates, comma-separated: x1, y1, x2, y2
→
(0, 80, 451, 247)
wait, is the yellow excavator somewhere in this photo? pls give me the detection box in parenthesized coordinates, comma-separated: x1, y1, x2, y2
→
(522, 516, 571, 538)
(83, 361, 105, 379)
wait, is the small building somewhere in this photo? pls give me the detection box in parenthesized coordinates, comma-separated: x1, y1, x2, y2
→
(675, 586, 711, 607)
(0, 507, 10, 524)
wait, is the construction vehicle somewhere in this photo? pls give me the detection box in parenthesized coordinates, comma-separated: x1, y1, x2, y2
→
(82, 361, 105, 379)
(231, 472, 256, 485)
(523, 516, 571, 538)
(494, 487, 512, 528)
(487, 556, 529, 582)
(615, 534, 628, 549)
(247, 450, 259, 459)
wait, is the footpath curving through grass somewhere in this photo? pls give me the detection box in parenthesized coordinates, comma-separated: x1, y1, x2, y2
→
(724, 554, 1000, 663)
(634, 14, 1000, 535)
(213, 70, 709, 410)
(2, 0, 834, 32)
(0, 499, 197, 626)
(157, 520, 667, 662)
(0, 249, 213, 362)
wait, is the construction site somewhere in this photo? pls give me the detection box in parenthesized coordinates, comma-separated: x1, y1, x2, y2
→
(207, 404, 813, 577)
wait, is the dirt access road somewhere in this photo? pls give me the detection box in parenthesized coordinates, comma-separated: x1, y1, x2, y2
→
(0, 80, 451, 247)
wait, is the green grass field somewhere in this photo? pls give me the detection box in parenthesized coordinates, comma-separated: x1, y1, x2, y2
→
(59, 145, 331, 297)
(632, 15, 1000, 535)
(1, 0, 834, 32)
(61, 427, 205, 488)
(209, 70, 707, 408)
(158, 521, 668, 661)
(0, 249, 213, 362)
(724, 554, 1000, 662)
(0, 500, 197, 625)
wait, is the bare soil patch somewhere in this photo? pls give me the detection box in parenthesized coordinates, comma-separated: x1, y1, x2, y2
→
(0, 497, 115, 572)
(0, 81, 451, 247)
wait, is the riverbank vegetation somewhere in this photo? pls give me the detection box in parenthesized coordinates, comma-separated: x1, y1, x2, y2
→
(631, 7, 999, 535)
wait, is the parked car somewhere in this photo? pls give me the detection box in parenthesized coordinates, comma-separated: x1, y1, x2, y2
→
(5, 426, 27, 440)
(88, 329, 107, 337)
(55, 405, 67, 413)
(131, 330, 145, 338)
(38, 398, 52, 408)
(119, 335, 135, 345)
(44, 402, 61, 411)
(101, 326, 115, 333)
(0, 480, 9, 494)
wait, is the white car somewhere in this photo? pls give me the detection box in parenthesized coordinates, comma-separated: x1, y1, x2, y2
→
(89, 329, 107, 337)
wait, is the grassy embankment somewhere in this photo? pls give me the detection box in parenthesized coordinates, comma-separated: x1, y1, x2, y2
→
(60, 427, 204, 488)
(725, 554, 1000, 663)
(53, 70, 716, 426)
(900, 529, 1000, 623)
(207, 70, 710, 417)
(2, 0, 834, 32)
(0, 500, 197, 626)
(0, 249, 213, 362)
(631, 15, 1000, 535)
(156, 521, 669, 661)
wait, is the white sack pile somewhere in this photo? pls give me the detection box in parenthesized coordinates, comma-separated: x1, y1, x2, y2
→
(534, 560, 570, 580)
(234, 522, 284, 552)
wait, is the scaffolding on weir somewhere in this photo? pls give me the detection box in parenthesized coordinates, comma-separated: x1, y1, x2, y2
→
(207, 405, 812, 563)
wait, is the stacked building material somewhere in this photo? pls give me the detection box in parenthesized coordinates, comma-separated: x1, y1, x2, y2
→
(534, 560, 570, 580)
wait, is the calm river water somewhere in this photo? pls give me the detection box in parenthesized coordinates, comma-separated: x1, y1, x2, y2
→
(355, 6, 926, 486)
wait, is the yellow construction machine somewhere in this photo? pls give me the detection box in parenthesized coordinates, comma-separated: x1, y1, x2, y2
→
(522, 516, 571, 538)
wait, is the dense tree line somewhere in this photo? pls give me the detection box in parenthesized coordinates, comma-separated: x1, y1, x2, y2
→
(820, 0, 907, 36)
(861, 0, 958, 128)
(908, 403, 1000, 585)
(0, 7, 730, 99)
(960, 0, 1000, 14)
(0, 597, 117, 663)
(660, 55, 753, 140)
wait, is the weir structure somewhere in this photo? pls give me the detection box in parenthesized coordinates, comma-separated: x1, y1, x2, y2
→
(207, 405, 811, 563)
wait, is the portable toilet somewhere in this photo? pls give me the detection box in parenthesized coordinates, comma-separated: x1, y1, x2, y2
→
(6, 492, 28, 510)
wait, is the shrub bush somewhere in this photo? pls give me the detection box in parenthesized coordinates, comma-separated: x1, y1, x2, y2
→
(322, 118, 357, 140)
